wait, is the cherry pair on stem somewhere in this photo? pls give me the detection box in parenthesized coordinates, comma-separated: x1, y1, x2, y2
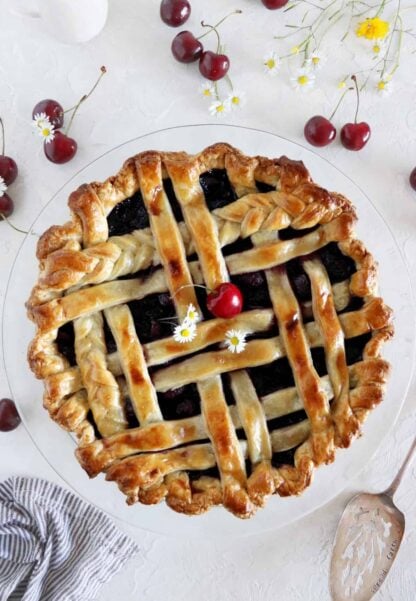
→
(32, 66, 106, 164)
(304, 76, 371, 151)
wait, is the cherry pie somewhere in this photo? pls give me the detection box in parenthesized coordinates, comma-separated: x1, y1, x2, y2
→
(27, 143, 393, 518)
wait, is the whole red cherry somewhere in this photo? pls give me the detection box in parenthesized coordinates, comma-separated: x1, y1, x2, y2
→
(261, 0, 289, 8)
(199, 51, 230, 81)
(0, 118, 18, 185)
(0, 398, 21, 432)
(304, 116, 336, 147)
(207, 283, 243, 318)
(160, 0, 191, 27)
(340, 75, 371, 151)
(44, 131, 77, 164)
(32, 99, 64, 129)
(171, 31, 203, 63)
(0, 156, 18, 186)
(340, 122, 371, 151)
(0, 193, 14, 218)
(409, 167, 416, 191)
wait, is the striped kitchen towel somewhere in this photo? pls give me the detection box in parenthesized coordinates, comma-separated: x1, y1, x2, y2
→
(0, 477, 140, 601)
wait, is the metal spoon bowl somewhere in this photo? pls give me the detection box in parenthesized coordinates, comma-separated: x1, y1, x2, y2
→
(330, 434, 416, 601)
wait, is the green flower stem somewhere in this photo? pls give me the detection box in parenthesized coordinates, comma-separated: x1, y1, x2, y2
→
(381, 1, 402, 79)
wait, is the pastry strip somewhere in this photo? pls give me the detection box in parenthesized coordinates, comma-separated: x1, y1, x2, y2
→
(267, 266, 335, 465)
(104, 305, 162, 424)
(136, 154, 198, 319)
(74, 313, 127, 437)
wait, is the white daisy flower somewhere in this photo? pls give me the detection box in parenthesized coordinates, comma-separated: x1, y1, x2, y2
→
(32, 112, 49, 130)
(376, 78, 393, 96)
(263, 51, 280, 76)
(307, 51, 326, 71)
(224, 330, 247, 354)
(209, 99, 230, 118)
(227, 90, 246, 110)
(36, 120, 55, 143)
(0, 176, 7, 198)
(173, 322, 197, 344)
(184, 303, 200, 325)
(199, 82, 215, 100)
(290, 69, 316, 91)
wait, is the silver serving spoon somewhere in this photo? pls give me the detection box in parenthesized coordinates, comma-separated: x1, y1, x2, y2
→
(330, 434, 416, 601)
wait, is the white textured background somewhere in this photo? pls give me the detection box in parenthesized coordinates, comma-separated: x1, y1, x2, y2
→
(1, 1, 416, 599)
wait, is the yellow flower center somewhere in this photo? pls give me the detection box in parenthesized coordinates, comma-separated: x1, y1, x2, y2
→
(373, 43, 381, 53)
(230, 336, 239, 346)
(338, 80, 347, 89)
(216, 104, 225, 113)
(291, 46, 300, 54)
(181, 328, 190, 337)
(297, 75, 309, 86)
(312, 56, 320, 65)
(266, 59, 276, 69)
(377, 80, 386, 90)
(356, 17, 389, 40)
(231, 96, 240, 105)
(188, 311, 196, 320)
(203, 89, 211, 97)
(42, 128, 51, 137)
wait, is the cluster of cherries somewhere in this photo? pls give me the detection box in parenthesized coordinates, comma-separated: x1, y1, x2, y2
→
(160, 0, 240, 80)
(32, 66, 106, 164)
(33, 99, 77, 164)
(0, 119, 18, 218)
(304, 76, 371, 151)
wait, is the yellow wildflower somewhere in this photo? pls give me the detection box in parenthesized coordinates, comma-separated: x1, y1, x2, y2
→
(356, 17, 389, 40)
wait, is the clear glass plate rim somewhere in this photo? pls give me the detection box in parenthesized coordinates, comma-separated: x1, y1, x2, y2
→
(3, 123, 416, 539)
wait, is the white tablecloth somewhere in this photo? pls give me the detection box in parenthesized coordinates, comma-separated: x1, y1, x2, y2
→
(1, 1, 415, 598)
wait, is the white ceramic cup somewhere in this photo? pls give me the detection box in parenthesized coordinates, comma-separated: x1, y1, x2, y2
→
(15, 0, 109, 45)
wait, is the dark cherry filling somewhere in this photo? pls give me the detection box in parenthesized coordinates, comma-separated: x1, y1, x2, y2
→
(128, 293, 175, 344)
(230, 271, 272, 309)
(255, 180, 275, 193)
(279, 225, 318, 240)
(286, 259, 311, 302)
(157, 383, 201, 420)
(221, 373, 236, 406)
(125, 397, 140, 429)
(107, 191, 149, 236)
(199, 169, 237, 210)
(58, 170, 369, 474)
(319, 242, 356, 283)
(272, 446, 298, 469)
(56, 322, 76, 365)
(249, 358, 295, 397)
(267, 409, 307, 433)
(163, 178, 184, 222)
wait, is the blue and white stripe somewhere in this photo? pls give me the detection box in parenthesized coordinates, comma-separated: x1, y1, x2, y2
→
(0, 477, 139, 601)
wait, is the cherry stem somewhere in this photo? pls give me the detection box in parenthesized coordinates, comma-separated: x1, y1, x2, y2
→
(200, 21, 221, 53)
(328, 86, 354, 121)
(0, 117, 4, 155)
(351, 75, 360, 124)
(0, 212, 29, 235)
(65, 66, 107, 136)
(198, 9, 242, 50)
(171, 283, 210, 299)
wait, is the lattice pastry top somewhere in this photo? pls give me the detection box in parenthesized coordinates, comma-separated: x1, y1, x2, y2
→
(27, 143, 393, 519)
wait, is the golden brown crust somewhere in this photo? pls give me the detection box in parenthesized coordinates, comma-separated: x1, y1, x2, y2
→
(27, 142, 393, 518)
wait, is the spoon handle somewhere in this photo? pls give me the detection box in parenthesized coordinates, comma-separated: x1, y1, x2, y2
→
(383, 433, 416, 498)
